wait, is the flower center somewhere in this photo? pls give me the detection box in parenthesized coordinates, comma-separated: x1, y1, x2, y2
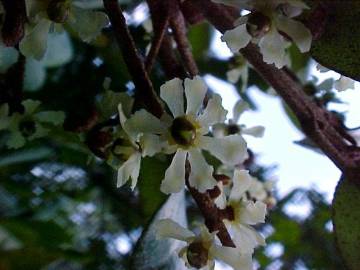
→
(227, 124, 240, 135)
(246, 12, 271, 38)
(47, 0, 71, 23)
(187, 242, 209, 269)
(170, 116, 196, 146)
(19, 120, 36, 137)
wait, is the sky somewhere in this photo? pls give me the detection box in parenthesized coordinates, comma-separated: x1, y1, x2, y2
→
(208, 30, 360, 203)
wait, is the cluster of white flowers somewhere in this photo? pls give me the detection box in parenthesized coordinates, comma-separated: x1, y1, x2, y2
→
(214, 0, 312, 68)
(114, 75, 272, 269)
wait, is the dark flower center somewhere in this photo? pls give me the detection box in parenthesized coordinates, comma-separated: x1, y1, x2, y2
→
(187, 242, 209, 269)
(170, 116, 196, 146)
(246, 12, 271, 38)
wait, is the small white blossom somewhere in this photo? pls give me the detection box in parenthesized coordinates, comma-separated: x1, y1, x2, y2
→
(155, 219, 253, 270)
(216, 170, 267, 253)
(213, 100, 265, 138)
(123, 76, 248, 194)
(216, 0, 312, 68)
(115, 103, 164, 189)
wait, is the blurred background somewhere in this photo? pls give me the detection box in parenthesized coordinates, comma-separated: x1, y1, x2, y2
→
(1, 1, 358, 269)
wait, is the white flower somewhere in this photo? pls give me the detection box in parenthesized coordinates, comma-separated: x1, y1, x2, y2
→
(216, 170, 267, 253)
(0, 100, 65, 149)
(123, 76, 248, 194)
(20, 0, 108, 60)
(115, 103, 163, 189)
(213, 100, 265, 138)
(218, 0, 312, 68)
(155, 219, 253, 270)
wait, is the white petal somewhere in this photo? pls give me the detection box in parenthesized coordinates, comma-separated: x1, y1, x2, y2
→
(188, 148, 217, 192)
(210, 245, 253, 270)
(118, 103, 128, 129)
(139, 134, 163, 157)
(242, 126, 265, 138)
(226, 68, 242, 84)
(160, 149, 187, 194)
(232, 100, 249, 123)
(276, 17, 312, 53)
(334, 76, 355, 91)
(155, 219, 195, 242)
(229, 170, 252, 202)
(229, 223, 266, 253)
(199, 135, 248, 166)
(222, 24, 252, 53)
(259, 29, 287, 68)
(197, 94, 227, 129)
(20, 19, 51, 60)
(160, 78, 185, 118)
(185, 76, 207, 116)
(238, 201, 267, 225)
(214, 183, 227, 209)
(117, 152, 141, 189)
(124, 109, 165, 140)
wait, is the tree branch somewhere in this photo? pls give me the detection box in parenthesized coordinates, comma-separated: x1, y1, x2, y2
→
(190, 0, 360, 179)
(169, 0, 199, 77)
(103, 0, 163, 118)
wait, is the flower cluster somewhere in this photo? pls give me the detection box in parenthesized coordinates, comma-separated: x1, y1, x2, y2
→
(215, 0, 312, 68)
(112, 75, 272, 269)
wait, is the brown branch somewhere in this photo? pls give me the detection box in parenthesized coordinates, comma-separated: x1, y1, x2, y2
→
(145, 5, 170, 73)
(103, 0, 163, 118)
(190, 0, 360, 178)
(1, 0, 27, 46)
(169, 0, 199, 77)
(147, 0, 187, 79)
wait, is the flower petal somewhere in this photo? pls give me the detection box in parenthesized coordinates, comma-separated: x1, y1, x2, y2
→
(199, 135, 248, 166)
(160, 78, 185, 118)
(20, 19, 51, 60)
(276, 17, 312, 53)
(117, 152, 141, 189)
(197, 94, 227, 130)
(124, 109, 165, 140)
(6, 131, 26, 149)
(139, 134, 163, 157)
(232, 100, 249, 123)
(187, 148, 217, 192)
(210, 245, 253, 270)
(241, 126, 265, 138)
(222, 24, 252, 53)
(229, 170, 252, 202)
(259, 28, 287, 68)
(185, 76, 207, 116)
(238, 201, 267, 225)
(227, 223, 265, 253)
(155, 218, 195, 242)
(161, 149, 187, 194)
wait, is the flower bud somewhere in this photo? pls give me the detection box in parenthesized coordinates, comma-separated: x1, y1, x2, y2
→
(171, 116, 197, 146)
(246, 12, 271, 38)
(47, 0, 70, 23)
(187, 242, 209, 269)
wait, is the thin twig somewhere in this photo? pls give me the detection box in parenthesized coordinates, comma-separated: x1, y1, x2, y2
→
(169, 0, 199, 77)
(103, 0, 163, 118)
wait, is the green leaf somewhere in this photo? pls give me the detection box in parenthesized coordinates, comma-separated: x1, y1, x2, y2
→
(0, 147, 54, 167)
(188, 23, 211, 59)
(42, 31, 73, 68)
(97, 91, 133, 120)
(310, 2, 360, 81)
(138, 157, 169, 221)
(333, 177, 360, 270)
(131, 192, 187, 270)
(34, 111, 66, 125)
(0, 219, 71, 248)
